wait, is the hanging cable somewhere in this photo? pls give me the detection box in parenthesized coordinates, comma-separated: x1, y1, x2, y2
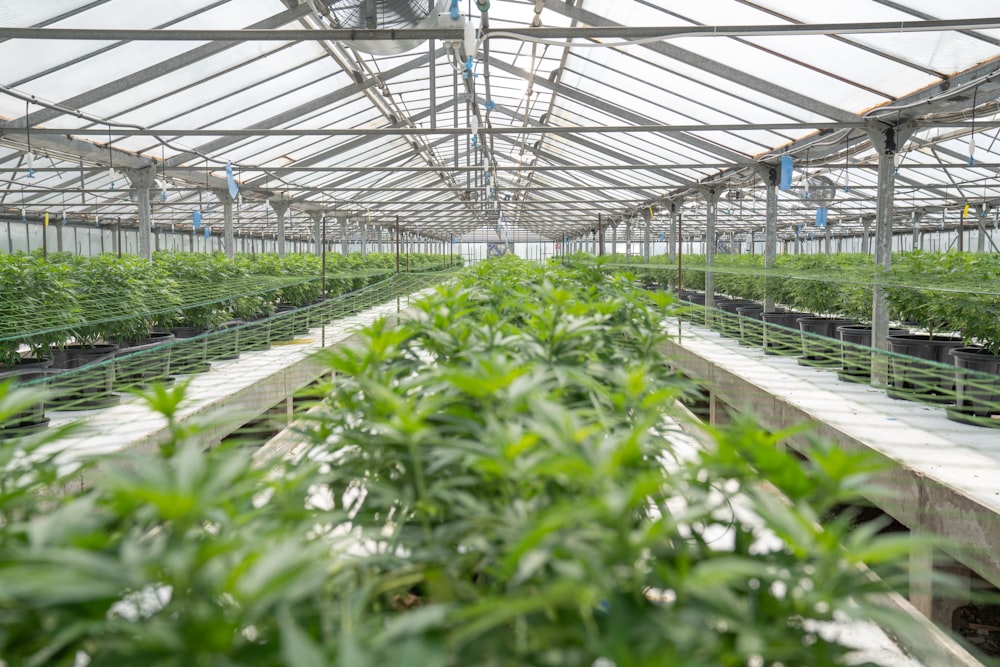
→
(24, 99, 35, 179)
(106, 124, 117, 189)
(968, 86, 978, 166)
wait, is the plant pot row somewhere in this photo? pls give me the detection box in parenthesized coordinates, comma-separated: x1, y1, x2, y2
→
(679, 290, 1000, 428)
(0, 301, 326, 437)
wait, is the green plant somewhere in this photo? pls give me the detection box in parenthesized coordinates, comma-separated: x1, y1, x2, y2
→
(0, 257, 935, 666)
(0, 254, 80, 365)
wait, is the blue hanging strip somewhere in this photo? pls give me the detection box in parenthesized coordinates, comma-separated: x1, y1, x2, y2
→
(779, 155, 794, 191)
(815, 207, 828, 228)
(205, 225, 211, 239)
(225, 161, 239, 199)
(192, 210, 202, 229)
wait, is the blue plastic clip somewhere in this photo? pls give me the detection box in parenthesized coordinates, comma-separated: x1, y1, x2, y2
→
(450, 0, 460, 20)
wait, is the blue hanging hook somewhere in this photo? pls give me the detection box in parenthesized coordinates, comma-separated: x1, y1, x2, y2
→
(449, 0, 460, 20)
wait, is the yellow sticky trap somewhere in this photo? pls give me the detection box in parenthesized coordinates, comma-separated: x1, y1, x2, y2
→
(44, 212, 49, 227)
(963, 203, 970, 219)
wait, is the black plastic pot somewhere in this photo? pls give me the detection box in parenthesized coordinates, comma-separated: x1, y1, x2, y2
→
(761, 312, 811, 355)
(271, 305, 309, 341)
(715, 300, 758, 338)
(835, 326, 907, 382)
(207, 321, 243, 362)
(169, 326, 212, 375)
(114, 332, 175, 390)
(239, 318, 272, 352)
(797, 317, 856, 367)
(885, 333, 964, 402)
(48, 344, 120, 410)
(736, 305, 765, 346)
(0, 358, 54, 435)
(947, 347, 1000, 427)
(683, 292, 707, 306)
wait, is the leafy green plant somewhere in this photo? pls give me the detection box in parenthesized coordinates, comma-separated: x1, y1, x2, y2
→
(0, 254, 80, 365)
(0, 256, 933, 666)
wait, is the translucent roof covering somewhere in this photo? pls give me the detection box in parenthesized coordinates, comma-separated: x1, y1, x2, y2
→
(1, 0, 999, 242)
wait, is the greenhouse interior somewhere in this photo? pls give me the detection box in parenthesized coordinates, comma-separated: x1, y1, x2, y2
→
(3, 0, 1000, 664)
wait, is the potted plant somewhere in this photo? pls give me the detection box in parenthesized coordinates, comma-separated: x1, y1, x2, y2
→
(797, 316, 856, 367)
(946, 290, 1000, 426)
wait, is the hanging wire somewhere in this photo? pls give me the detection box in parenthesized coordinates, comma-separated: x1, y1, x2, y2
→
(968, 85, 979, 166)
(24, 99, 35, 179)
(843, 132, 850, 193)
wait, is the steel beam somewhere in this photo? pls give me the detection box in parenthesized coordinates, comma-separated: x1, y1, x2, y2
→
(541, 0, 857, 123)
(6, 17, 1000, 42)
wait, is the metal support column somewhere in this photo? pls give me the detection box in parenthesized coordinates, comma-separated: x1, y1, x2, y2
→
(306, 211, 321, 256)
(360, 218, 367, 257)
(668, 201, 679, 293)
(270, 199, 291, 257)
(124, 166, 157, 260)
(598, 214, 605, 256)
(756, 164, 779, 312)
(625, 221, 632, 262)
(868, 121, 915, 385)
(610, 224, 617, 256)
(824, 222, 832, 255)
(861, 216, 872, 255)
(643, 207, 652, 263)
(340, 217, 349, 256)
(700, 187, 721, 311)
(209, 189, 235, 259)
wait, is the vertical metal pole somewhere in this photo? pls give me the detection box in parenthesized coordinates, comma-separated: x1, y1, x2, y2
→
(272, 200, 289, 257)
(872, 147, 895, 384)
(668, 203, 678, 264)
(611, 224, 617, 256)
(703, 188, 718, 311)
(42, 217, 48, 259)
(625, 221, 632, 262)
(825, 222, 832, 255)
(395, 216, 401, 274)
(644, 209, 652, 263)
(764, 174, 778, 312)
(340, 217, 349, 256)
(321, 216, 327, 347)
(958, 210, 965, 252)
(221, 194, 234, 259)
(116, 217, 122, 258)
(677, 212, 684, 296)
(598, 214, 605, 256)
